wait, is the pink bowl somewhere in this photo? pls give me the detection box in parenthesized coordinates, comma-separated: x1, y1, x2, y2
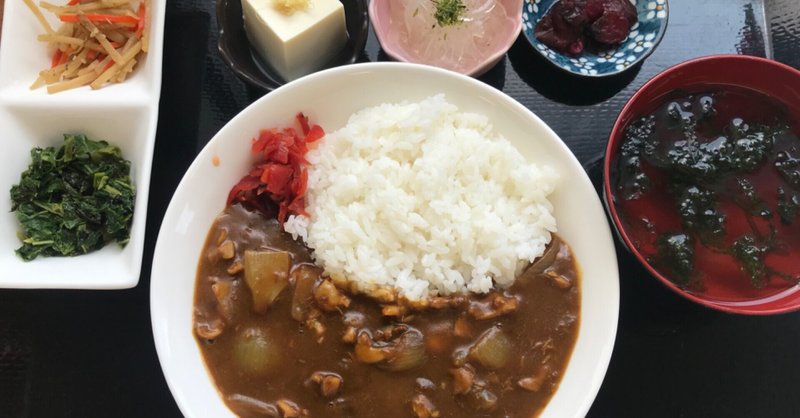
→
(368, 0, 523, 77)
(604, 55, 800, 315)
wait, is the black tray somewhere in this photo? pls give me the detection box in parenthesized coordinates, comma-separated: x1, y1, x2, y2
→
(1, 0, 799, 416)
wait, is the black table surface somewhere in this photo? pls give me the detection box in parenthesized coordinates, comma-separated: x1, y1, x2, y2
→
(2, 0, 800, 417)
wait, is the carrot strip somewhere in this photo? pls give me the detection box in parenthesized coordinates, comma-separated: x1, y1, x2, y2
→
(27, 0, 148, 93)
(41, 0, 132, 14)
(59, 14, 139, 24)
(51, 50, 63, 68)
(135, 2, 145, 36)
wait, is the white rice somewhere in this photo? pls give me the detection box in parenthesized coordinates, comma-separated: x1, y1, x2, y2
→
(283, 95, 558, 301)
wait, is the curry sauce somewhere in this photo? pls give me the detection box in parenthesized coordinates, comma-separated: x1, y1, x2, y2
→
(194, 203, 580, 418)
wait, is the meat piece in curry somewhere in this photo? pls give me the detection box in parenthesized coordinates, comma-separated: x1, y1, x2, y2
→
(194, 203, 581, 417)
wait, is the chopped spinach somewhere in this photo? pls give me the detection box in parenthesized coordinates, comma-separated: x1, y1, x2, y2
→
(9, 134, 135, 261)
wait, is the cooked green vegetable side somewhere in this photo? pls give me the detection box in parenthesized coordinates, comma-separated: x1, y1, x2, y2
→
(9, 134, 135, 261)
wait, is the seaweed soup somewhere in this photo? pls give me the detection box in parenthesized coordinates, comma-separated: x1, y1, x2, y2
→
(613, 85, 800, 303)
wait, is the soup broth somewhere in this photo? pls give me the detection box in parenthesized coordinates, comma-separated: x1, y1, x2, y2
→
(613, 86, 800, 302)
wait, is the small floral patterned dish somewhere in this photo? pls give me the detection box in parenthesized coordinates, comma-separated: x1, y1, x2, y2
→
(521, 0, 668, 77)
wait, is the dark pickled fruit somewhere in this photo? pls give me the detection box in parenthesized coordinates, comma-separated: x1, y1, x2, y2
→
(535, 0, 638, 56)
(559, 0, 604, 26)
(535, 13, 580, 51)
(589, 9, 631, 44)
(608, 0, 637, 24)
(568, 38, 585, 55)
(582, 0, 606, 21)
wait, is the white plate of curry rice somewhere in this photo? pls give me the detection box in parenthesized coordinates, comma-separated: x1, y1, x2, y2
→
(151, 62, 619, 418)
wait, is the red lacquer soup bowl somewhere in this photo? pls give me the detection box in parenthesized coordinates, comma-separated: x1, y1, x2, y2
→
(604, 55, 800, 314)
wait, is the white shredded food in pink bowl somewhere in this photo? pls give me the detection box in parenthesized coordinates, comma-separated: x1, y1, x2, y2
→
(369, 0, 524, 76)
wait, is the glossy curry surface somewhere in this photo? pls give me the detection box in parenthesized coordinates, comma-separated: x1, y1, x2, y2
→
(193, 204, 580, 417)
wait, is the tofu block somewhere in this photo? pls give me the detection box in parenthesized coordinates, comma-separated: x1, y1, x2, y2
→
(242, 0, 347, 81)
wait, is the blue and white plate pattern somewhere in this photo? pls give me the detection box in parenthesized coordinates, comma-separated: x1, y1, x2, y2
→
(522, 0, 668, 77)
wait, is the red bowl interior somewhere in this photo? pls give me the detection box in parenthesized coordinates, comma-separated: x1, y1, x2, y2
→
(604, 54, 800, 315)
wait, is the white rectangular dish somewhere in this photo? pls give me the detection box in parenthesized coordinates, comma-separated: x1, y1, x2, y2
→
(0, 0, 165, 288)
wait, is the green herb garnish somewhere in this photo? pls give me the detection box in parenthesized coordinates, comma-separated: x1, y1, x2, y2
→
(9, 134, 135, 261)
(432, 0, 466, 27)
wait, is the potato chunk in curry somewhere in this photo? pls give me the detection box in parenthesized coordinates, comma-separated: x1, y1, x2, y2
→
(244, 250, 291, 313)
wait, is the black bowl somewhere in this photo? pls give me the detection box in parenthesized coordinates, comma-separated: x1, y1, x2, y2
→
(216, 0, 369, 92)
